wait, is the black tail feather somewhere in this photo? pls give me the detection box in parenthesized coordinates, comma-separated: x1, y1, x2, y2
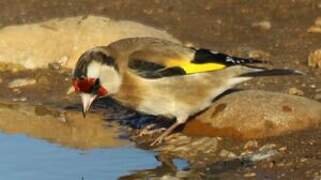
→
(230, 55, 268, 65)
(240, 68, 304, 77)
(193, 48, 268, 66)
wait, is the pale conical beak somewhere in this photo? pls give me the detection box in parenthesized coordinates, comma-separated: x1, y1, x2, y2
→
(66, 86, 75, 95)
(80, 93, 97, 118)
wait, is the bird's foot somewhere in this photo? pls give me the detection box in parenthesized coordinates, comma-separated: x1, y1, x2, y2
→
(137, 124, 166, 137)
(150, 132, 168, 146)
(150, 121, 183, 146)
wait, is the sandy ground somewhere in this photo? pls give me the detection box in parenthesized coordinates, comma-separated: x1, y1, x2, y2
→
(1, 0, 320, 97)
(0, 0, 320, 179)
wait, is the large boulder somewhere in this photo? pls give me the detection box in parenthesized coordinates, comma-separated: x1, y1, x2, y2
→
(0, 16, 179, 69)
(183, 90, 321, 139)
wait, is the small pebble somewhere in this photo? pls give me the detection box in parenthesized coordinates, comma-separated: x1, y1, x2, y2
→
(244, 140, 258, 150)
(244, 172, 256, 178)
(204, 5, 211, 10)
(12, 88, 21, 94)
(252, 20, 272, 30)
(288, 87, 304, 96)
(241, 151, 253, 156)
(184, 42, 194, 48)
(310, 84, 317, 88)
(300, 158, 308, 163)
(308, 49, 321, 68)
(308, 26, 321, 33)
(315, 17, 321, 26)
(268, 161, 275, 168)
(279, 146, 287, 152)
(259, 144, 277, 151)
(8, 78, 36, 88)
(216, 19, 222, 25)
(308, 17, 321, 33)
(219, 149, 237, 159)
(12, 97, 27, 102)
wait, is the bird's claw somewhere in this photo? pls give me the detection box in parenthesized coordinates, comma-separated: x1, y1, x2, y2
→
(150, 132, 168, 146)
(150, 136, 165, 146)
(137, 124, 165, 137)
(150, 122, 182, 146)
(137, 124, 156, 137)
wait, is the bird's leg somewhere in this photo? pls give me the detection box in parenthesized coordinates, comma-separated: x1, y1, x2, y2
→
(137, 116, 167, 137)
(151, 116, 187, 146)
(138, 124, 160, 137)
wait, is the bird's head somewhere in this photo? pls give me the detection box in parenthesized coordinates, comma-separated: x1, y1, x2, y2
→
(71, 47, 121, 117)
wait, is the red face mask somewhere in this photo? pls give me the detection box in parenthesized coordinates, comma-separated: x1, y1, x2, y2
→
(72, 78, 108, 96)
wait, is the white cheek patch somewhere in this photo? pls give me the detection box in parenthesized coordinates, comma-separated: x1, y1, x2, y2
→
(86, 60, 121, 94)
(87, 61, 102, 78)
(99, 65, 122, 93)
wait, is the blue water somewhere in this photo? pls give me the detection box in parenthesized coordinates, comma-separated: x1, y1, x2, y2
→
(0, 133, 160, 180)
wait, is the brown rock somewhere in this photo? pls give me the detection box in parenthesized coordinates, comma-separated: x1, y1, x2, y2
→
(308, 49, 321, 68)
(183, 90, 321, 139)
(8, 78, 36, 88)
(0, 16, 179, 69)
(288, 87, 304, 96)
(308, 17, 321, 33)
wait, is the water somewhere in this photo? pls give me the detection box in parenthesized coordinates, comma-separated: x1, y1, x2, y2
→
(0, 133, 160, 180)
(0, 101, 189, 179)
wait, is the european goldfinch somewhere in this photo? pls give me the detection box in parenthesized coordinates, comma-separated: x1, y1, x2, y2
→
(70, 37, 301, 145)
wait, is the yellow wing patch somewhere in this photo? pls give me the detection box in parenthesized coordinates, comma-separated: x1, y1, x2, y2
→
(166, 59, 226, 74)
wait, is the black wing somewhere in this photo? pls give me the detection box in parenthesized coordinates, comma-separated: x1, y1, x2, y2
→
(128, 48, 265, 79)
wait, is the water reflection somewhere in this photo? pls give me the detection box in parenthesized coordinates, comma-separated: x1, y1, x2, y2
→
(120, 155, 190, 179)
(0, 101, 191, 179)
(0, 101, 128, 149)
(0, 133, 160, 180)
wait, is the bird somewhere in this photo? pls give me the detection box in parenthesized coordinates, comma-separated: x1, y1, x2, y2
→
(69, 37, 301, 146)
